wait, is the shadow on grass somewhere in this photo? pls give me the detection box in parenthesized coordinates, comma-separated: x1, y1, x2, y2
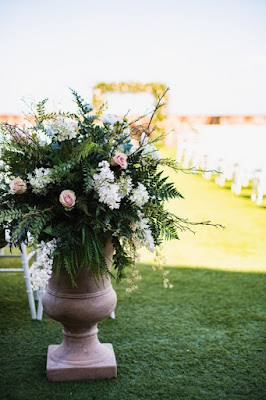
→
(0, 264, 265, 400)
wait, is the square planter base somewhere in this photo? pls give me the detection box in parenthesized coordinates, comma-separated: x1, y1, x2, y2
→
(46, 344, 117, 381)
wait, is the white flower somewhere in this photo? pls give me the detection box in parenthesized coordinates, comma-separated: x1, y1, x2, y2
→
(94, 160, 115, 181)
(30, 239, 57, 291)
(34, 129, 50, 146)
(98, 182, 121, 210)
(46, 117, 77, 142)
(131, 213, 155, 251)
(93, 160, 121, 209)
(142, 227, 155, 251)
(129, 183, 149, 208)
(128, 142, 138, 155)
(140, 132, 161, 160)
(102, 114, 123, 126)
(123, 125, 131, 135)
(142, 143, 161, 161)
(28, 167, 53, 194)
(140, 132, 149, 146)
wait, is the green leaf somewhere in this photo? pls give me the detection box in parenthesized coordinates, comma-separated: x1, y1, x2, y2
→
(60, 140, 72, 156)
(73, 139, 99, 163)
(43, 226, 55, 236)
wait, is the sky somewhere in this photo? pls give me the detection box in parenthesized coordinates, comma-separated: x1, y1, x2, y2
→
(0, 0, 266, 116)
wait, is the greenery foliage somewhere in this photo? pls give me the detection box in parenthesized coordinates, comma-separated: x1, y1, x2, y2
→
(0, 90, 217, 286)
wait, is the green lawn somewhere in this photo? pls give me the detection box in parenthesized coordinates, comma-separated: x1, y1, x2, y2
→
(141, 146, 266, 272)
(140, 171, 266, 272)
(0, 264, 265, 400)
(0, 152, 266, 400)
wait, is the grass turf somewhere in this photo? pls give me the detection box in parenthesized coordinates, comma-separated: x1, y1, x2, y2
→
(0, 263, 265, 400)
(1, 148, 266, 399)
(140, 164, 266, 272)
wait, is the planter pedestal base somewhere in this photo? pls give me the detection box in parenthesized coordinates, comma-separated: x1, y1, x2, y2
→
(46, 344, 117, 381)
(42, 236, 118, 381)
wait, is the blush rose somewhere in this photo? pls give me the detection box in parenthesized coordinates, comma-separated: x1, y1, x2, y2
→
(59, 190, 76, 211)
(111, 152, 128, 169)
(10, 177, 27, 194)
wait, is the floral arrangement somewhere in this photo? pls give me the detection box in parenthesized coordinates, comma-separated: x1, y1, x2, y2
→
(0, 90, 215, 291)
(92, 82, 168, 125)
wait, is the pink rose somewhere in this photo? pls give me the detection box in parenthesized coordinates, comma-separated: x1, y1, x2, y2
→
(59, 190, 76, 211)
(111, 152, 128, 169)
(10, 177, 27, 194)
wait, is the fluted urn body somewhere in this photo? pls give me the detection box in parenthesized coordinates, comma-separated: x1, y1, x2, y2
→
(42, 237, 117, 381)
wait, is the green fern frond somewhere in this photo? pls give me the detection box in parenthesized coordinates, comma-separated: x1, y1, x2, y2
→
(0, 209, 24, 225)
(73, 139, 100, 163)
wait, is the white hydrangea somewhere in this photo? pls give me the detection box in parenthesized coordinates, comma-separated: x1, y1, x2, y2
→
(118, 173, 133, 198)
(93, 160, 121, 209)
(46, 117, 77, 142)
(35, 129, 51, 147)
(102, 114, 123, 126)
(28, 167, 53, 194)
(129, 183, 149, 208)
(30, 239, 57, 291)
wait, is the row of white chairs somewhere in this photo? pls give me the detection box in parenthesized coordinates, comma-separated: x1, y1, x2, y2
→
(176, 125, 266, 205)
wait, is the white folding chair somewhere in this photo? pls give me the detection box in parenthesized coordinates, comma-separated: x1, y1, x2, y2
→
(252, 167, 266, 206)
(0, 235, 44, 320)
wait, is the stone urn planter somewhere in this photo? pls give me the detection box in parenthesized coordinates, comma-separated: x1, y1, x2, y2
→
(42, 237, 117, 381)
